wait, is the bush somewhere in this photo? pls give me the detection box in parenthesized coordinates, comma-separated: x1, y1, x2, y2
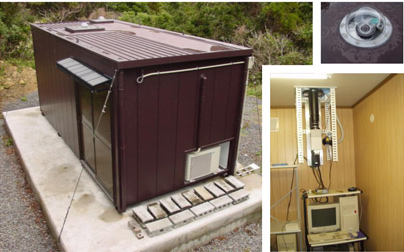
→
(233, 26, 312, 93)
(119, 2, 313, 92)
(0, 3, 35, 61)
(0, 2, 313, 88)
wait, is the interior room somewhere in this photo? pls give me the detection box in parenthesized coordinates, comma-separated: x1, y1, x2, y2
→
(270, 74, 404, 251)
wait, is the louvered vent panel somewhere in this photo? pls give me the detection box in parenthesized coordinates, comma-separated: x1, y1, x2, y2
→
(185, 146, 221, 182)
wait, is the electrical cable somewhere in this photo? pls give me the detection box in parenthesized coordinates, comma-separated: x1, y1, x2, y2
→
(281, 220, 291, 251)
(313, 167, 324, 190)
(271, 239, 278, 251)
(317, 166, 325, 189)
(336, 114, 344, 144)
(315, 168, 321, 189)
(280, 155, 298, 251)
(328, 160, 333, 190)
(285, 167, 295, 221)
(311, 168, 321, 188)
(359, 193, 363, 224)
(313, 165, 329, 203)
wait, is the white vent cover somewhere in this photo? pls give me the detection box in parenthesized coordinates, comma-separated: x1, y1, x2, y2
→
(185, 146, 221, 182)
(271, 118, 279, 132)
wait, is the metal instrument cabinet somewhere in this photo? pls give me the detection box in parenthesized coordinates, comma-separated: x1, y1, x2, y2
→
(31, 19, 252, 212)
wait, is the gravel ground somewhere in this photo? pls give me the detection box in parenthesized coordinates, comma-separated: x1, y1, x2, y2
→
(238, 96, 262, 168)
(0, 91, 262, 252)
(190, 221, 262, 252)
(190, 96, 262, 252)
(0, 92, 59, 251)
(2, 91, 39, 112)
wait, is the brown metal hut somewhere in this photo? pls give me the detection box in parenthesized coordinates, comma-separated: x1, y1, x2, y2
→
(31, 18, 253, 212)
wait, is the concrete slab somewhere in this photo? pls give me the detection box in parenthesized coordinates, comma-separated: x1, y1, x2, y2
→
(147, 202, 167, 220)
(159, 198, 181, 215)
(133, 206, 154, 227)
(204, 182, 225, 197)
(225, 175, 245, 189)
(4, 107, 262, 252)
(193, 186, 214, 201)
(214, 179, 235, 193)
(171, 193, 192, 210)
(182, 190, 203, 206)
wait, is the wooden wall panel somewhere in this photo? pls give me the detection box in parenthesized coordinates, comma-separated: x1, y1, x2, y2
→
(270, 108, 356, 222)
(353, 74, 404, 251)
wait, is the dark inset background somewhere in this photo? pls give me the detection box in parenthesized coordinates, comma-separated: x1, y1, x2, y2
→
(321, 2, 403, 63)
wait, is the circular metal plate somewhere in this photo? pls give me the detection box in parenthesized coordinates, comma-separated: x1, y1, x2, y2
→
(339, 7, 393, 48)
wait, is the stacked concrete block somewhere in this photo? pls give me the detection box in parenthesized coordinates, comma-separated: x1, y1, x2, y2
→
(228, 189, 250, 204)
(160, 198, 181, 215)
(190, 202, 215, 219)
(235, 163, 260, 177)
(214, 179, 236, 193)
(225, 176, 245, 189)
(147, 202, 168, 220)
(132, 206, 154, 228)
(131, 176, 249, 237)
(210, 195, 233, 211)
(171, 194, 192, 209)
(182, 190, 203, 205)
(145, 218, 173, 237)
(169, 210, 195, 228)
(204, 182, 225, 197)
(194, 186, 214, 201)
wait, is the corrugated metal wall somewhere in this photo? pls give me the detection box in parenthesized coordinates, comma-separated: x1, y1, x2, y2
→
(122, 58, 246, 205)
(32, 25, 248, 209)
(32, 27, 117, 158)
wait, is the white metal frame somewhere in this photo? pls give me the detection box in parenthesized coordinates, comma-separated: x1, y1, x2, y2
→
(296, 87, 304, 164)
(270, 165, 303, 251)
(295, 86, 338, 165)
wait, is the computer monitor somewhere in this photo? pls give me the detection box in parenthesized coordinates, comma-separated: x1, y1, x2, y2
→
(307, 203, 340, 233)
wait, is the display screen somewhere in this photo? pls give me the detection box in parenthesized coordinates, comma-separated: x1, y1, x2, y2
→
(312, 208, 337, 227)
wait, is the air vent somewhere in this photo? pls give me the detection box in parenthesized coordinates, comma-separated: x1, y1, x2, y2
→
(90, 16, 114, 24)
(271, 118, 279, 132)
(65, 22, 105, 33)
(185, 146, 221, 182)
(339, 7, 392, 48)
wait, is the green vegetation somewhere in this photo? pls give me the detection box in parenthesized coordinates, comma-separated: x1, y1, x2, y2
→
(20, 96, 27, 101)
(0, 3, 35, 65)
(0, 2, 312, 94)
(4, 138, 13, 146)
(117, 3, 312, 90)
(0, 64, 5, 76)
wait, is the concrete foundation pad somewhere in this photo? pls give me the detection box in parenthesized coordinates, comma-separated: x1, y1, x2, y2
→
(4, 107, 262, 252)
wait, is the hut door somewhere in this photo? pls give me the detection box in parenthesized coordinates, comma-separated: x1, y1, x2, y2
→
(78, 84, 113, 196)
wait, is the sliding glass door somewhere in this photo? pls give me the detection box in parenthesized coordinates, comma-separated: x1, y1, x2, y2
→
(78, 84, 113, 196)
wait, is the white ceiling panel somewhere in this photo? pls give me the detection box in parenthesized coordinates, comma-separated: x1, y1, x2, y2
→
(270, 74, 391, 107)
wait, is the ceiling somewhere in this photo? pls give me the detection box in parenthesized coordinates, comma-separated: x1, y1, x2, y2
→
(270, 74, 391, 107)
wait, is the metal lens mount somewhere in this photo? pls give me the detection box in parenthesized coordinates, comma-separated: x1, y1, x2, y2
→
(339, 7, 392, 48)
